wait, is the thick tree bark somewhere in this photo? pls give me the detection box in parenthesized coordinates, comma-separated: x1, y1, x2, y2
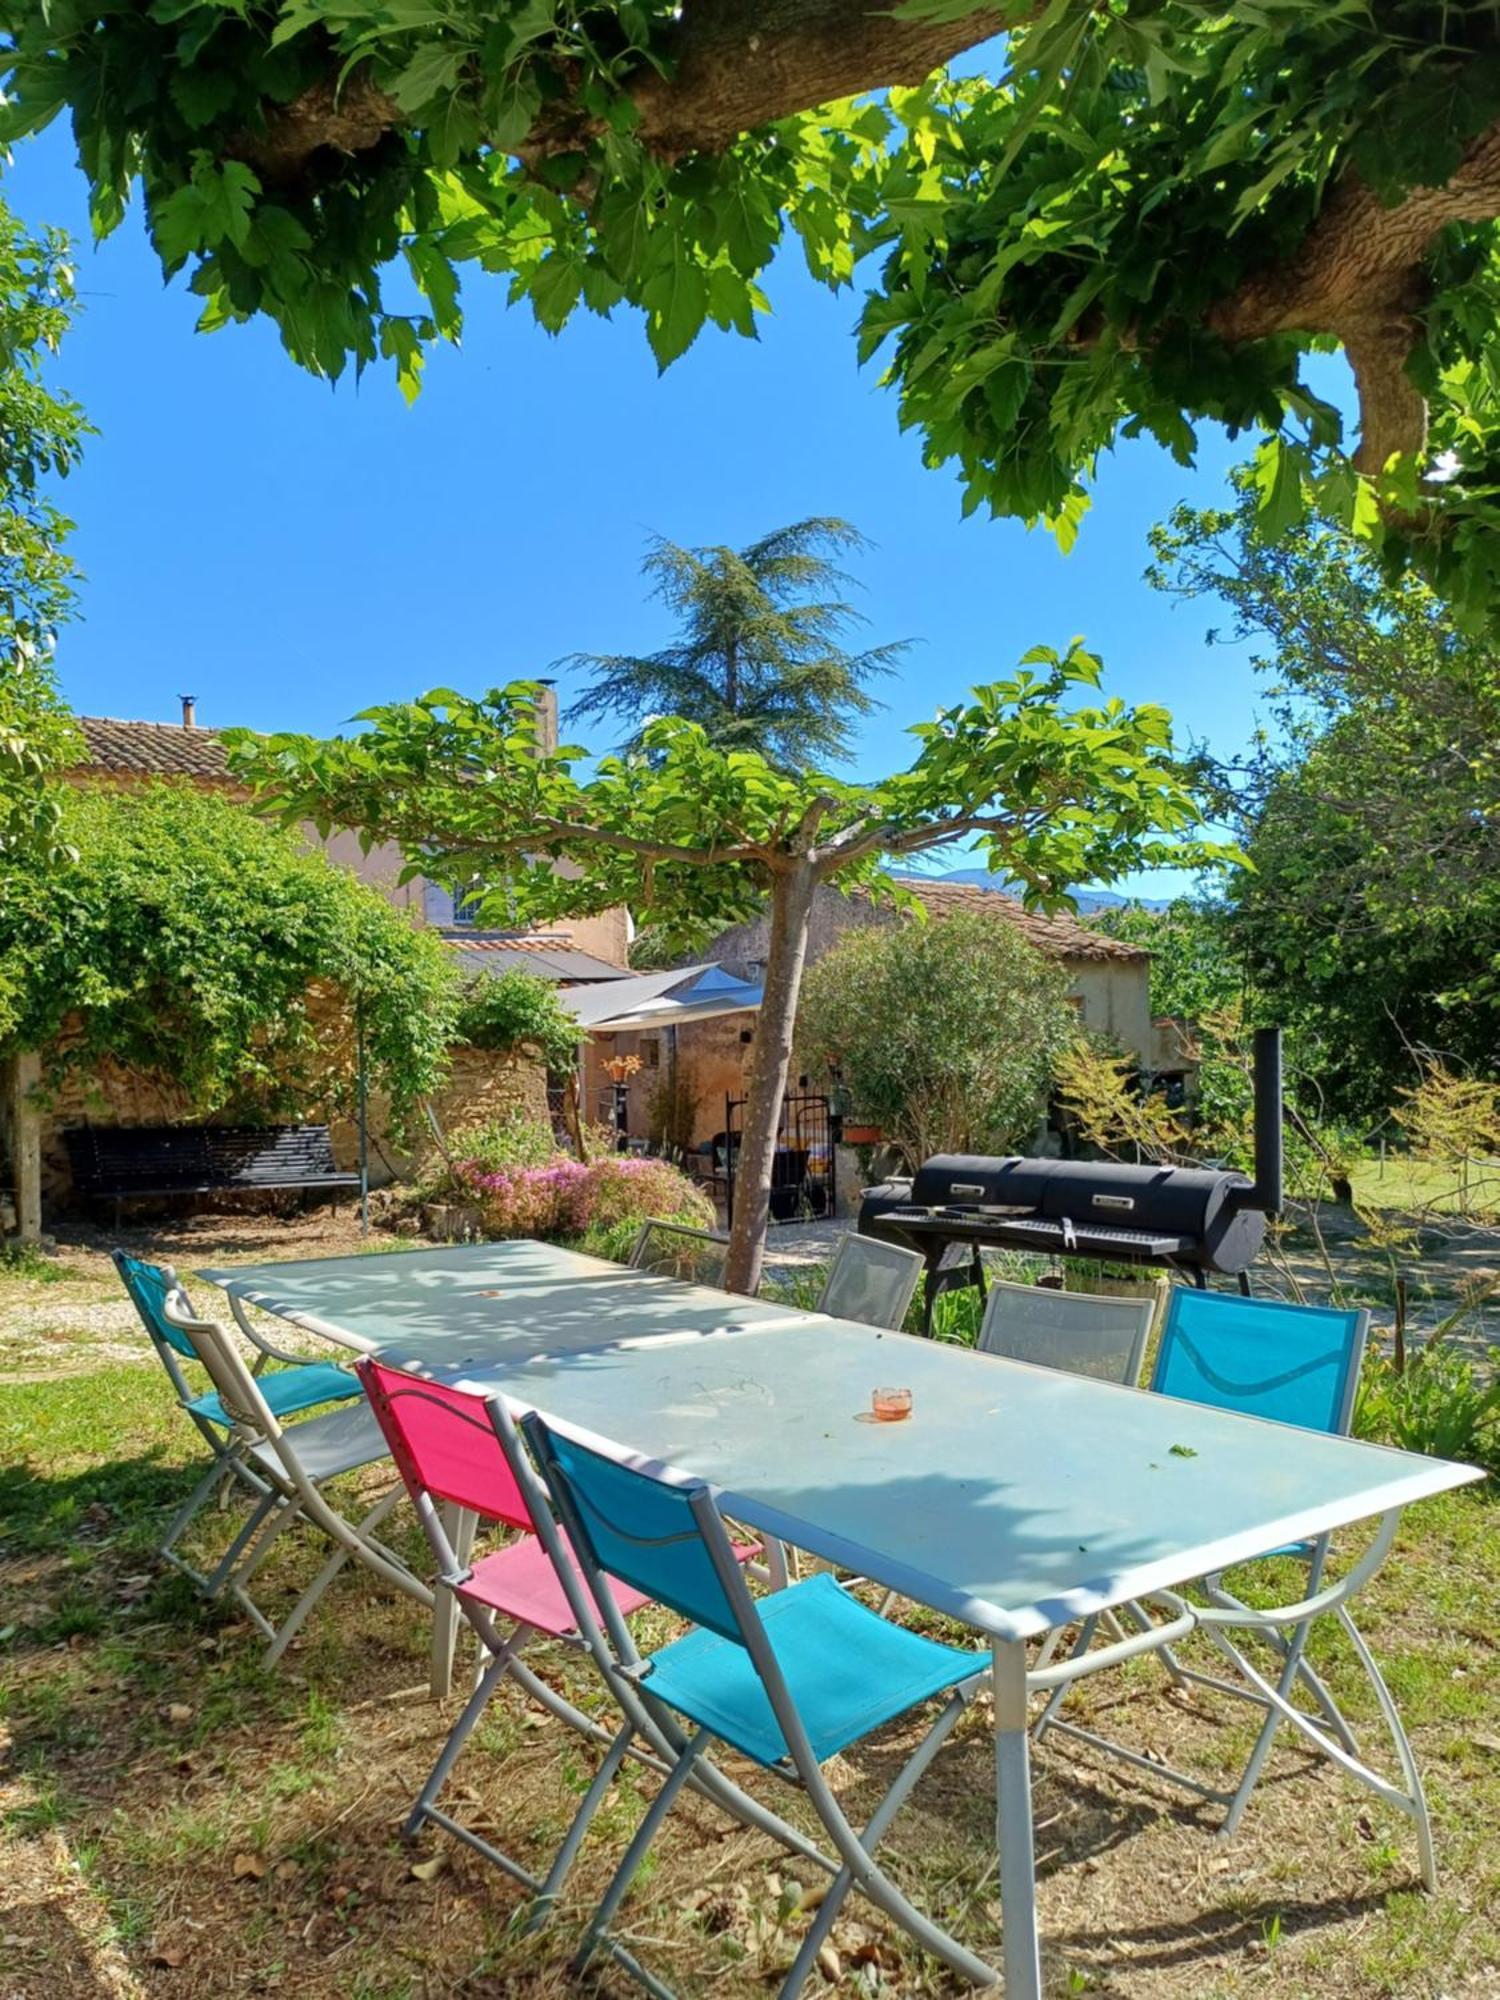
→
(723, 860, 818, 1295)
(627, 0, 1008, 159)
(237, 0, 1007, 183)
(1207, 122, 1500, 469)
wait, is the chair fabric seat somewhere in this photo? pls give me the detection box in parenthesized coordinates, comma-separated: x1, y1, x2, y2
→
(188, 1360, 358, 1430)
(459, 1534, 761, 1639)
(460, 1531, 652, 1636)
(247, 1399, 392, 1483)
(642, 1572, 982, 1768)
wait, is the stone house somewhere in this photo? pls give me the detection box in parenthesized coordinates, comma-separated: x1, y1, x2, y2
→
(592, 878, 1192, 1154)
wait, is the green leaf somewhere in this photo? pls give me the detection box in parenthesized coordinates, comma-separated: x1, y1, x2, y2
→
(388, 43, 468, 115)
(528, 251, 582, 334)
(641, 251, 707, 370)
(379, 317, 425, 403)
(1251, 437, 1309, 542)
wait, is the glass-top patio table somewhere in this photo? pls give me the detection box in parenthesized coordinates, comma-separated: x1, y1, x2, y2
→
(201, 1241, 1480, 2000)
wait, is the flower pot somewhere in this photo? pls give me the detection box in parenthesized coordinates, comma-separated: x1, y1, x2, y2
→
(841, 1124, 885, 1146)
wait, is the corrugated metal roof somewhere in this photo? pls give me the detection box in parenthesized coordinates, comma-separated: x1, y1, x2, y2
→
(71, 716, 235, 779)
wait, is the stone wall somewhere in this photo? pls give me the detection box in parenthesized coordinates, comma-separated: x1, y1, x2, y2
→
(31, 1007, 547, 1214)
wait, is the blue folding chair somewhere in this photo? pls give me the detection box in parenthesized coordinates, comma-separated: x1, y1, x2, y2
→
(1032, 1288, 1441, 1870)
(113, 1251, 359, 1600)
(520, 1409, 997, 1999)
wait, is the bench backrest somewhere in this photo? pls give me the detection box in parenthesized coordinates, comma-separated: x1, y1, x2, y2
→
(65, 1123, 342, 1192)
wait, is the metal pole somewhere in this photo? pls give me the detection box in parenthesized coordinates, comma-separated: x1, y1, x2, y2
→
(356, 1007, 369, 1238)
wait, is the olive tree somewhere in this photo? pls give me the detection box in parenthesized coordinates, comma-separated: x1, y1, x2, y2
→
(229, 650, 1216, 1292)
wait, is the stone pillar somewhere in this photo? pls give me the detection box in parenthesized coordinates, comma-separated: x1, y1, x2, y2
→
(8, 1051, 42, 1240)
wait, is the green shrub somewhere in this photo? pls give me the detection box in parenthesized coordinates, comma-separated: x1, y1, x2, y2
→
(0, 1241, 67, 1283)
(454, 969, 582, 1070)
(1356, 1338, 1500, 1477)
(449, 1112, 558, 1175)
(797, 908, 1074, 1166)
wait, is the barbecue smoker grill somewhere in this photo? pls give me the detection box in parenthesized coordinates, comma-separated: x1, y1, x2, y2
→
(860, 1028, 1285, 1333)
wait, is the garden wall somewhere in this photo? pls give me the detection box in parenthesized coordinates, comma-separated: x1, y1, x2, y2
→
(28, 1009, 547, 1216)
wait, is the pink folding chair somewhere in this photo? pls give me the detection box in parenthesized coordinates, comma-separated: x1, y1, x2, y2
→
(357, 1359, 765, 1910)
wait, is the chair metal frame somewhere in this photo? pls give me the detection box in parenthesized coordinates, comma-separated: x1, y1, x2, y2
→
(520, 1406, 1002, 1999)
(354, 1361, 812, 1922)
(814, 1234, 924, 1330)
(112, 1252, 356, 1603)
(1031, 1289, 1439, 1884)
(627, 1219, 731, 1285)
(976, 1276, 1155, 1385)
(162, 1291, 432, 1663)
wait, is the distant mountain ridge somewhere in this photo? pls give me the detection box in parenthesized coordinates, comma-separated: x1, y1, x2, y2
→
(926, 867, 1175, 914)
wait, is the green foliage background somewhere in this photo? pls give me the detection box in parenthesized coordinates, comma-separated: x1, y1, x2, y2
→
(0, 200, 88, 859)
(0, 781, 461, 1122)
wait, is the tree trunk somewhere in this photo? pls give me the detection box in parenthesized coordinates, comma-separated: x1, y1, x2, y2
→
(724, 862, 818, 1295)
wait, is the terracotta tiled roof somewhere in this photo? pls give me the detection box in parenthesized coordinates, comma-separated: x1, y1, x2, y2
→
(893, 878, 1149, 963)
(71, 716, 234, 779)
(440, 932, 574, 952)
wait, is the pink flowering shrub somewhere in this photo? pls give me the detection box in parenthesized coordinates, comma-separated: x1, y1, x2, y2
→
(455, 1150, 712, 1242)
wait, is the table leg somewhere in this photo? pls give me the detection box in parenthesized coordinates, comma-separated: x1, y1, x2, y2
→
(993, 1637, 1042, 2000)
(430, 1504, 477, 1699)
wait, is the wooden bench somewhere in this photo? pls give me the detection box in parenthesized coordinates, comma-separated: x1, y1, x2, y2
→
(64, 1124, 360, 1225)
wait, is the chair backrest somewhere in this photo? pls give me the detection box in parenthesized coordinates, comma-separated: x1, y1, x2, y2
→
(522, 1413, 744, 1643)
(357, 1359, 533, 1532)
(1150, 1287, 1369, 1436)
(113, 1249, 199, 1362)
(816, 1236, 923, 1330)
(977, 1279, 1155, 1386)
(628, 1220, 730, 1286)
(162, 1292, 276, 1437)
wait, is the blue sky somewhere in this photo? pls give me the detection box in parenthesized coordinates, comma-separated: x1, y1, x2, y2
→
(8, 123, 1312, 896)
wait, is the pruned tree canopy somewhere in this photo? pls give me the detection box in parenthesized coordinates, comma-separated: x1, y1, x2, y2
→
(12, 3, 1500, 615)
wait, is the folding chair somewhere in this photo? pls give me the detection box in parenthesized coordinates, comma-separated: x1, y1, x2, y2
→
(161, 1291, 432, 1664)
(1032, 1291, 1439, 1880)
(814, 1235, 923, 1330)
(977, 1278, 1154, 1385)
(627, 1219, 730, 1286)
(357, 1358, 780, 1901)
(522, 1408, 999, 1999)
(113, 1252, 359, 1602)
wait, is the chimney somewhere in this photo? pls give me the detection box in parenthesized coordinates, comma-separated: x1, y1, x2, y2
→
(534, 680, 559, 757)
(180, 694, 198, 728)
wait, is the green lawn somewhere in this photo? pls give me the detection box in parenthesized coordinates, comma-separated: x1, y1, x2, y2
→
(1346, 1157, 1500, 1219)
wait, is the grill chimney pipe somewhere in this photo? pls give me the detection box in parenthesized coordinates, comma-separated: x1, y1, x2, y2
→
(1223, 1026, 1284, 1219)
(180, 694, 198, 728)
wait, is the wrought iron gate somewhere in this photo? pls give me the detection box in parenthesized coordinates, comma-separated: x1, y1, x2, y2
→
(723, 1091, 836, 1226)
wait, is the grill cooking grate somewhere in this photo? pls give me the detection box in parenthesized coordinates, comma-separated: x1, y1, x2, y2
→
(878, 1206, 1194, 1258)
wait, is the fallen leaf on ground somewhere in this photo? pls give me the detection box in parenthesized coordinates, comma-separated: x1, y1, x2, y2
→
(409, 1856, 446, 1882)
(231, 1853, 268, 1880)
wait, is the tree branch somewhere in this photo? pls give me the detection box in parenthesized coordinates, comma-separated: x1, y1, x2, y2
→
(1207, 121, 1500, 470)
(234, 0, 1008, 186)
(627, 0, 1008, 160)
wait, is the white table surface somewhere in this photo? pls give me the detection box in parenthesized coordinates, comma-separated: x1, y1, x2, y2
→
(373, 1316, 1479, 1643)
(199, 1239, 819, 1362)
